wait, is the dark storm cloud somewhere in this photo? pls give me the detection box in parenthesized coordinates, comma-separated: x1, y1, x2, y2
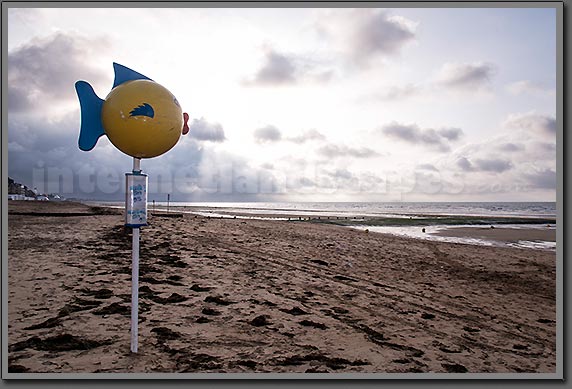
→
(456, 156, 512, 173)
(525, 168, 556, 190)
(317, 144, 379, 159)
(437, 62, 496, 90)
(8, 111, 80, 153)
(188, 117, 226, 142)
(381, 122, 463, 152)
(254, 125, 282, 143)
(8, 112, 124, 197)
(8, 32, 110, 112)
(7, 111, 207, 200)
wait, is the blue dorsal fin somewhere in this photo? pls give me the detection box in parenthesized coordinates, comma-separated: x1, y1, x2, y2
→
(112, 62, 153, 88)
(75, 81, 106, 151)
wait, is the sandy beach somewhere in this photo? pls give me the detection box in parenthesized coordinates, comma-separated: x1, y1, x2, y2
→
(7, 201, 556, 374)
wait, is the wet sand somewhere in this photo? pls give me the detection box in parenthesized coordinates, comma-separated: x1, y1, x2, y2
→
(431, 226, 555, 242)
(7, 201, 556, 374)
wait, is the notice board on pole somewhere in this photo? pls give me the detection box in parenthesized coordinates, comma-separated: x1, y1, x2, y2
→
(125, 173, 148, 227)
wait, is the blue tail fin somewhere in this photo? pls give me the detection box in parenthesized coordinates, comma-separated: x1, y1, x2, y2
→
(75, 81, 105, 151)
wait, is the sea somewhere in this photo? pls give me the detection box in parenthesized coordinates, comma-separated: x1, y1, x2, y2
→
(93, 201, 557, 251)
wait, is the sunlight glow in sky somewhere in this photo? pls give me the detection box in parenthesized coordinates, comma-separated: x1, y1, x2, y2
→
(7, 7, 557, 201)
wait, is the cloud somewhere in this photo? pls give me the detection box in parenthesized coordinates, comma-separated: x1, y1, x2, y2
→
(506, 80, 554, 96)
(456, 156, 512, 173)
(369, 84, 421, 101)
(380, 122, 463, 152)
(416, 163, 438, 172)
(188, 117, 226, 142)
(525, 168, 556, 189)
(7, 106, 210, 201)
(382, 123, 420, 142)
(350, 11, 416, 63)
(318, 144, 379, 159)
(437, 127, 463, 141)
(327, 168, 354, 180)
(8, 110, 80, 152)
(475, 158, 513, 173)
(503, 112, 556, 136)
(8, 32, 110, 112)
(8, 112, 129, 198)
(248, 49, 297, 85)
(497, 142, 525, 152)
(244, 48, 333, 86)
(287, 129, 326, 144)
(315, 9, 417, 67)
(254, 125, 282, 143)
(298, 177, 316, 187)
(436, 62, 496, 90)
(312, 168, 387, 194)
(456, 157, 473, 171)
(533, 142, 556, 153)
(253, 128, 326, 144)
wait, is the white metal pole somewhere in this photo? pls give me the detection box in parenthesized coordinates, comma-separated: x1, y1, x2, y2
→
(131, 227, 139, 353)
(130, 157, 141, 353)
(133, 157, 141, 173)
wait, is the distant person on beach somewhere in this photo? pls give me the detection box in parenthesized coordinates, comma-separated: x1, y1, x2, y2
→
(422, 228, 426, 233)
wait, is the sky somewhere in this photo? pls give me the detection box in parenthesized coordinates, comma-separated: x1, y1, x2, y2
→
(6, 7, 557, 202)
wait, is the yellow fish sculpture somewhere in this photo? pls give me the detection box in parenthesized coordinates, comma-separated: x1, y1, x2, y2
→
(76, 63, 189, 158)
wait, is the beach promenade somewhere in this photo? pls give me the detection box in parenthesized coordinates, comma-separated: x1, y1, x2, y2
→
(7, 201, 556, 374)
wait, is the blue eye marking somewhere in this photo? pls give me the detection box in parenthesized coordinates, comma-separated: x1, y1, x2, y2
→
(129, 103, 155, 118)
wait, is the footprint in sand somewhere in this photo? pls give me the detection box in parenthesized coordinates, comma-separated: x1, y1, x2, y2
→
(190, 284, 214, 292)
(24, 317, 62, 330)
(441, 363, 468, 373)
(151, 327, 181, 341)
(298, 320, 327, 330)
(249, 315, 271, 326)
(202, 307, 221, 316)
(80, 288, 113, 299)
(279, 307, 308, 316)
(92, 302, 129, 316)
(204, 295, 235, 306)
(10, 334, 110, 352)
